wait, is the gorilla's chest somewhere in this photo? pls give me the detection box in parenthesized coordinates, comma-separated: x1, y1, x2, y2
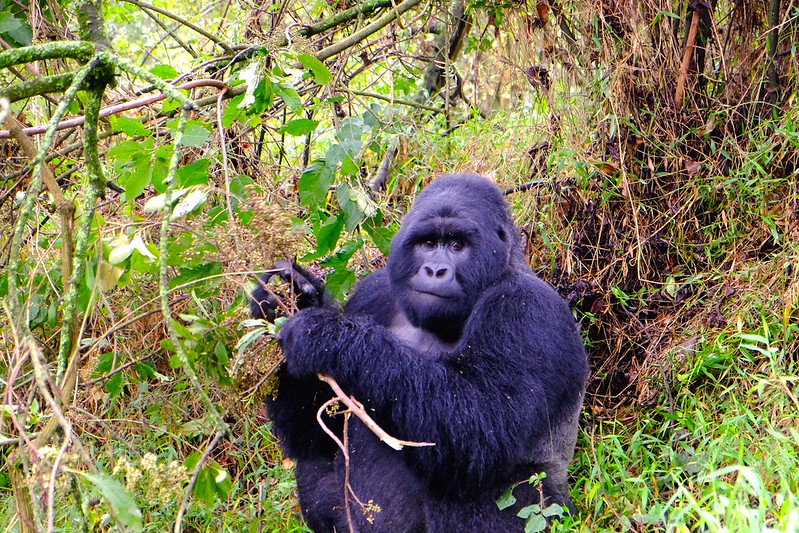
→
(388, 311, 458, 354)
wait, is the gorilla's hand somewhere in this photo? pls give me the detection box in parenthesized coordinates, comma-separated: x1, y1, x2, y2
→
(277, 307, 348, 377)
(251, 260, 329, 322)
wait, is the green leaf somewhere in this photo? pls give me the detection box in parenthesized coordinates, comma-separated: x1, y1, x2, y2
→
(278, 118, 319, 136)
(340, 155, 359, 176)
(364, 219, 396, 257)
(161, 97, 181, 113)
(105, 371, 124, 400)
(309, 212, 345, 258)
(524, 514, 547, 533)
(223, 95, 247, 127)
(298, 159, 334, 208)
(175, 158, 210, 187)
(273, 82, 302, 115)
(167, 119, 211, 147)
(150, 64, 179, 80)
(496, 486, 517, 510)
(0, 11, 32, 46)
(123, 162, 154, 200)
(168, 262, 222, 291)
(79, 472, 143, 532)
(110, 116, 151, 138)
(324, 268, 357, 301)
(337, 182, 378, 232)
(297, 54, 333, 85)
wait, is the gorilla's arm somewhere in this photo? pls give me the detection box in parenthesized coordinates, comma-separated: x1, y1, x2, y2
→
(251, 261, 341, 461)
(277, 274, 588, 496)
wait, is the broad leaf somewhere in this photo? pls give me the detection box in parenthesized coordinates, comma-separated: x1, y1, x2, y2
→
(278, 118, 319, 136)
(79, 472, 143, 532)
(298, 54, 333, 85)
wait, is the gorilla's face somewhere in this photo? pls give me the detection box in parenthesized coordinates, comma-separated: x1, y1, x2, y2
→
(388, 174, 516, 341)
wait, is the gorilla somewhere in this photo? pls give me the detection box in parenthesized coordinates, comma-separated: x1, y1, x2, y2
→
(251, 173, 589, 532)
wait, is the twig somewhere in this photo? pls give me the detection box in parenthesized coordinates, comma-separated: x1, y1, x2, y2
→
(119, 0, 234, 54)
(318, 374, 435, 450)
(316, 398, 355, 533)
(173, 430, 225, 533)
(675, 8, 700, 109)
(316, 0, 426, 61)
(158, 106, 229, 436)
(0, 79, 224, 139)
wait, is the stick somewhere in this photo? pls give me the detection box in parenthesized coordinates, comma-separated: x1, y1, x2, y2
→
(317, 373, 435, 450)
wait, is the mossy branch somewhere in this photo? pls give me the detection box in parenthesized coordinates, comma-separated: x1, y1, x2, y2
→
(55, 88, 106, 380)
(112, 53, 195, 107)
(158, 106, 229, 436)
(316, 0, 426, 60)
(0, 72, 76, 103)
(0, 41, 95, 70)
(5, 57, 98, 327)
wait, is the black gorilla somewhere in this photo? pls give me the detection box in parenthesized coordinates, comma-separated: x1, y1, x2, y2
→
(251, 174, 589, 531)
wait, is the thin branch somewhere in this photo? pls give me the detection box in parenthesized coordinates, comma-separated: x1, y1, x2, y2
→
(120, 0, 234, 55)
(138, 4, 199, 59)
(675, 9, 700, 109)
(349, 89, 442, 113)
(318, 374, 435, 450)
(316, 0, 426, 61)
(173, 431, 225, 533)
(158, 106, 229, 436)
(0, 79, 225, 139)
(6, 56, 97, 327)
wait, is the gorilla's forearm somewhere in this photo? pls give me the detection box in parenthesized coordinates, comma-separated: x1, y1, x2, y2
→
(278, 305, 559, 493)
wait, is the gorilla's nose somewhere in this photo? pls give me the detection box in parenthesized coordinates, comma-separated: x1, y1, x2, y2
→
(422, 263, 452, 281)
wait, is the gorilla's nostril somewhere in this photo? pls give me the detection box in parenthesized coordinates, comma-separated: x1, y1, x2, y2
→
(435, 268, 448, 278)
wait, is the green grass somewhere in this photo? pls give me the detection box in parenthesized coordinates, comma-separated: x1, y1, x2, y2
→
(569, 317, 799, 532)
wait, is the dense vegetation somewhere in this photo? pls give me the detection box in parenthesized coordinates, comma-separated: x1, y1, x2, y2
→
(1, 0, 797, 531)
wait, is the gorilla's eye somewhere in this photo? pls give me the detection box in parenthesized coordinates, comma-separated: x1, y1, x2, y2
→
(421, 239, 437, 250)
(450, 239, 465, 252)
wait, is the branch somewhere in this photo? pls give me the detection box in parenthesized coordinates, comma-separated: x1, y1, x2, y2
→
(120, 0, 234, 55)
(6, 57, 98, 327)
(0, 79, 225, 139)
(0, 72, 76, 103)
(303, 0, 395, 38)
(318, 374, 435, 450)
(158, 106, 229, 435)
(4, 115, 75, 288)
(56, 88, 106, 380)
(0, 41, 94, 70)
(316, 0, 426, 61)
(675, 9, 700, 109)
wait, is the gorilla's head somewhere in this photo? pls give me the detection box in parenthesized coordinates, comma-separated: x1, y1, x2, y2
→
(388, 174, 520, 341)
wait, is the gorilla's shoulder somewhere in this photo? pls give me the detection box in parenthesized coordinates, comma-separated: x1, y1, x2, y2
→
(344, 268, 397, 325)
(482, 268, 574, 325)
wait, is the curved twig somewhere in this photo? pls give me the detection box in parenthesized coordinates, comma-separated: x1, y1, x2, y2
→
(318, 374, 435, 450)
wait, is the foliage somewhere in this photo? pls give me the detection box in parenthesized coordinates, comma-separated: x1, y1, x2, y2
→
(1, 0, 798, 530)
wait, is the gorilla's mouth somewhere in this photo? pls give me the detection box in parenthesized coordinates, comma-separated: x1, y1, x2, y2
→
(413, 289, 456, 300)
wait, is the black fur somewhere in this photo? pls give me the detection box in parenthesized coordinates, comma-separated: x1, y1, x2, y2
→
(255, 174, 589, 531)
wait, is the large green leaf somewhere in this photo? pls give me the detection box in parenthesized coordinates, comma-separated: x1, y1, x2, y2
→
(298, 159, 334, 208)
(298, 54, 333, 85)
(79, 472, 143, 532)
(278, 118, 319, 136)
